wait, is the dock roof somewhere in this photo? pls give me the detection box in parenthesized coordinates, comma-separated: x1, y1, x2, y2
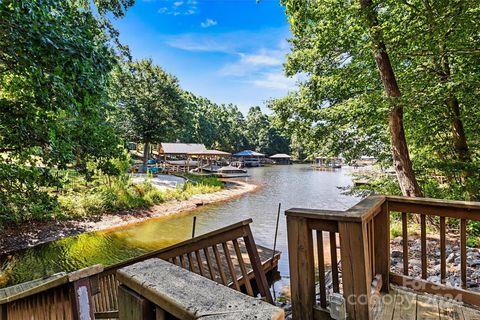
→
(159, 143, 206, 155)
(270, 153, 292, 159)
(187, 150, 231, 156)
(233, 150, 265, 157)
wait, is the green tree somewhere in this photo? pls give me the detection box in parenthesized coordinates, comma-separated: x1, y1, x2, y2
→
(0, 0, 131, 224)
(274, 0, 480, 199)
(110, 59, 187, 172)
(245, 106, 290, 155)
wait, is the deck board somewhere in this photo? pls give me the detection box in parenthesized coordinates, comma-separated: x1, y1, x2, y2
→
(374, 287, 480, 320)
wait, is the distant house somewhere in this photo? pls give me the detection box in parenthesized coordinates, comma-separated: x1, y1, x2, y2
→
(270, 153, 292, 165)
(233, 150, 265, 167)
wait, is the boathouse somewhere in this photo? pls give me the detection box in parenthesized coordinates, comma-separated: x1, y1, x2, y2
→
(233, 150, 265, 167)
(158, 143, 207, 172)
(313, 156, 342, 169)
(270, 153, 292, 165)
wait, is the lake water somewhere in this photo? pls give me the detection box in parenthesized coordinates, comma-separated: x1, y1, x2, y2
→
(0, 164, 360, 291)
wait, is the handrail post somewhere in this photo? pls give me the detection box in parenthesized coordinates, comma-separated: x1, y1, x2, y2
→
(243, 225, 274, 303)
(373, 202, 390, 292)
(339, 221, 371, 320)
(68, 264, 104, 320)
(287, 215, 315, 320)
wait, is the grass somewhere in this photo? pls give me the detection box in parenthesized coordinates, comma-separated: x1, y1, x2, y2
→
(57, 173, 225, 219)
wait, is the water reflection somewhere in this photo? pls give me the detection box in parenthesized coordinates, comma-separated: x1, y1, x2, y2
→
(0, 164, 360, 288)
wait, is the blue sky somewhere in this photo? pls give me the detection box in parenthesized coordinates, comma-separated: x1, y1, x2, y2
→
(113, 0, 296, 113)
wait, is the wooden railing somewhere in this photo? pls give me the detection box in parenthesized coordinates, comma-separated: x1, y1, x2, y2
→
(0, 219, 275, 319)
(386, 196, 480, 307)
(286, 195, 480, 320)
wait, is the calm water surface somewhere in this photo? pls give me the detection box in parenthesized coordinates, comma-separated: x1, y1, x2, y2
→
(0, 164, 360, 290)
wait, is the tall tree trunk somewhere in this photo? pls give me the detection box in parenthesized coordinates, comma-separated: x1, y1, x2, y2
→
(447, 96, 470, 162)
(440, 52, 471, 163)
(359, 0, 423, 197)
(438, 47, 476, 199)
(141, 142, 149, 173)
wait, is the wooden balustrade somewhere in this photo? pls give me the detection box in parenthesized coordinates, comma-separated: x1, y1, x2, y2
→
(386, 196, 480, 307)
(0, 219, 277, 319)
(286, 195, 480, 320)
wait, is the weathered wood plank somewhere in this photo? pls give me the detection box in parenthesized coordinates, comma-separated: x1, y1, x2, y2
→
(460, 219, 467, 289)
(416, 294, 439, 320)
(118, 285, 155, 320)
(390, 273, 480, 308)
(0, 272, 67, 304)
(117, 259, 284, 320)
(287, 216, 315, 320)
(438, 299, 464, 320)
(329, 232, 339, 293)
(420, 214, 427, 280)
(243, 225, 273, 304)
(374, 205, 390, 292)
(372, 291, 395, 320)
(402, 212, 409, 276)
(392, 289, 416, 320)
(461, 305, 480, 320)
(440, 217, 446, 284)
(316, 230, 327, 309)
(339, 221, 371, 320)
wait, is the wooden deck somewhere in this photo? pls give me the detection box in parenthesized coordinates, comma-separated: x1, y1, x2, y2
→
(373, 286, 480, 320)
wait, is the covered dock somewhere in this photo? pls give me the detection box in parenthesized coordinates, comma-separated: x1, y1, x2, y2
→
(312, 156, 342, 169)
(233, 150, 265, 167)
(270, 153, 292, 165)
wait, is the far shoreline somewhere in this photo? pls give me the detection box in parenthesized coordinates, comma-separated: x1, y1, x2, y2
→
(0, 179, 259, 255)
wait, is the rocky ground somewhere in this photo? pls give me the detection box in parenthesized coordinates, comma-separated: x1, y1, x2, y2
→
(390, 236, 480, 290)
(0, 180, 259, 254)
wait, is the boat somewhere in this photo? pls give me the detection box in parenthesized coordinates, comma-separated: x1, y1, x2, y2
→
(190, 164, 222, 174)
(215, 165, 248, 178)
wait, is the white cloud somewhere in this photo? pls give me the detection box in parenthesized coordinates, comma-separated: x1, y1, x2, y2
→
(200, 18, 217, 28)
(164, 28, 289, 54)
(219, 49, 285, 77)
(157, 0, 198, 15)
(251, 72, 298, 90)
(242, 54, 282, 66)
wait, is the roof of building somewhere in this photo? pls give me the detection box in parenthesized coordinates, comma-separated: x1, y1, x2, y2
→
(188, 150, 231, 156)
(270, 153, 292, 159)
(233, 150, 265, 157)
(160, 143, 207, 154)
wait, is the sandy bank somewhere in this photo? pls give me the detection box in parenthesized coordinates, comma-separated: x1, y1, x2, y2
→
(0, 180, 259, 254)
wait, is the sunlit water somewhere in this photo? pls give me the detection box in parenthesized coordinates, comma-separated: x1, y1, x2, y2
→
(0, 164, 361, 291)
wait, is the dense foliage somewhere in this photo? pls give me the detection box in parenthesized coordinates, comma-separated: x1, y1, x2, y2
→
(0, 0, 131, 224)
(179, 95, 290, 155)
(271, 0, 480, 200)
(110, 59, 187, 171)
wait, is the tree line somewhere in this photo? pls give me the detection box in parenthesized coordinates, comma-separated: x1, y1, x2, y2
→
(0, 0, 289, 225)
(109, 59, 290, 169)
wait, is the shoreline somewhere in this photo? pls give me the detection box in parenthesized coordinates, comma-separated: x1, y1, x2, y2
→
(0, 180, 259, 254)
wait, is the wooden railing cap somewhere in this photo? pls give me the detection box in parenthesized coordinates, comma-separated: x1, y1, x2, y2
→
(117, 258, 284, 320)
(68, 264, 104, 282)
(286, 195, 386, 223)
(0, 272, 68, 305)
